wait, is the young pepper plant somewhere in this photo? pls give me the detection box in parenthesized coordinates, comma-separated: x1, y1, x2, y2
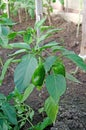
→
(8, 18, 86, 129)
(0, 17, 86, 129)
(43, 0, 56, 25)
(9, 19, 65, 129)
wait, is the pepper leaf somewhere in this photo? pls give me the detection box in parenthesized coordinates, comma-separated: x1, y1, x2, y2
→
(44, 55, 57, 72)
(14, 54, 38, 93)
(21, 84, 35, 102)
(46, 74, 66, 102)
(0, 58, 13, 86)
(44, 97, 59, 122)
(1, 103, 17, 125)
(63, 51, 86, 71)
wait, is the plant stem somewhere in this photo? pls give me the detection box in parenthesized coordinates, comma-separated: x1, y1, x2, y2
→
(0, 57, 3, 66)
(27, 118, 34, 128)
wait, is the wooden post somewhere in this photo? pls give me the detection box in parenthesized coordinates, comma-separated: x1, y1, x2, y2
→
(3, 0, 10, 18)
(35, 0, 43, 37)
(18, 9, 22, 23)
(5, 0, 10, 18)
(80, 0, 86, 60)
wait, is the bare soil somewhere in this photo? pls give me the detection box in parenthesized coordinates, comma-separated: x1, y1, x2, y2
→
(0, 12, 86, 130)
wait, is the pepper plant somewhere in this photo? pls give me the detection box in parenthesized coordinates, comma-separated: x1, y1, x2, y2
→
(12, 0, 35, 22)
(0, 15, 86, 129)
(43, 0, 56, 25)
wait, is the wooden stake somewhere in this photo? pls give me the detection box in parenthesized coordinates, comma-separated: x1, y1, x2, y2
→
(3, 0, 10, 18)
(35, 0, 43, 38)
(18, 8, 22, 23)
(80, 0, 86, 57)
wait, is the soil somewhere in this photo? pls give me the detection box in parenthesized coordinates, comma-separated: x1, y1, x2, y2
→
(0, 11, 86, 130)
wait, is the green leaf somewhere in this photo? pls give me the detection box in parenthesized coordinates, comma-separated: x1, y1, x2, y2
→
(52, 46, 65, 52)
(29, 109, 34, 121)
(1, 103, 17, 125)
(0, 119, 9, 130)
(0, 93, 6, 100)
(40, 26, 54, 32)
(38, 107, 44, 114)
(35, 17, 46, 30)
(0, 58, 13, 86)
(8, 49, 27, 57)
(45, 97, 59, 122)
(1, 26, 10, 36)
(14, 54, 38, 92)
(8, 32, 17, 40)
(40, 41, 60, 50)
(14, 125, 20, 130)
(12, 59, 21, 63)
(9, 42, 31, 50)
(37, 28, 62, 44)
(66, 72, 82, 84)
(0, 25, 10, 47)
(0, 34, 8, 48)
(37, 34, 48, 44)
(29, 7, 35, 19)
(46, 74, 66, 101)
(0, 35, 8, 47)
(30, 117, 52, 130)
(23, 33, 32, 44)
(21, 84, 35, 102)
(0, 17, 16, 26)
(44, 56, 57, 72)
(2, 122, 8, 130)
(0, 94, 6, 105)
(63, 51, 86, 71)
(46, 28, 63, 34)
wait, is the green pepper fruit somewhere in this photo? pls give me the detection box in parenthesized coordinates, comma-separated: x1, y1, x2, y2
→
(32, 63, 45, 86)
(53, 62, 65, 76)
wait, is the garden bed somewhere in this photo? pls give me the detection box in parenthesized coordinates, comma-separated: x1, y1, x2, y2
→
(0, 12, 86, 130)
